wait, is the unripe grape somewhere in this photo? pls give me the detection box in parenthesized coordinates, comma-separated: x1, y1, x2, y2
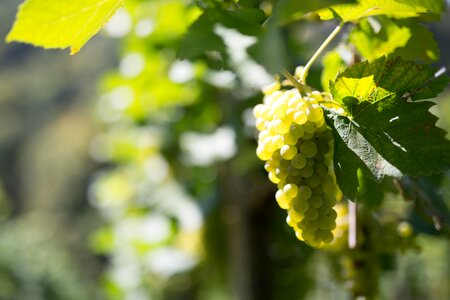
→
(299, 166, 314, 178)
(309, 195, 323, 208)
(302, 132, 314, 140)
(300, 141, 318, 158)
(291, 153, 307, 169)
(304, 207, 319, 220)
(298, 185, 312, 201)
(304, 121, 317, 134)
(275, 167, 288, 180)
(287, 165, 301, 177)
(306, 174, 321, 188)
(289, 123, 305, 139)
(283, 132, 298, 145)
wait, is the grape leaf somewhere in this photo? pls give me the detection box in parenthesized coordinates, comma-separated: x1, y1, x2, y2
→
(349, 17, 439, 62)
(330, 57, 449, 107)
(316, 0, 436, 22)
(395, 0, 446, 15)
(326, 57, 450, 199)
(6, 0, 123, 54)
(272, 0, 356, 25)
(391, 22, 439, 62)
(178, 7, 265, 60)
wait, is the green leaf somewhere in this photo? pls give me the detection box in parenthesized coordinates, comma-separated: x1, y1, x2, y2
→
(391, 22, 440, 62)
(349, 17, 439, 62)
(327, 57, 450, 199)
(272, 0, 356, 25)
(6, 0, 123, 54)
(330, 57, 449, 107)
(178, 7, 265, 61)
(395, 0, 446, 15)
(349, 18, 410, 60)
(326, 113, 373, 199)
(316, 0, 437, 22)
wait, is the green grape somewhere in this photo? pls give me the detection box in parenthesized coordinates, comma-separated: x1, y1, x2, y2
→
(298, 166, 314, 178)
(289, 123, 305, 139)
(314, 163, 328, 177)
(309, 195, 323, 208)
(297, 185, 312, 201)
(318, 216, 336, 230)
(289, 197, 309, 221)
(287, 165, 301, 177)
(304, 121, 317, 134)
(300, 141, 318, 158)
(291, 153, 307, 169)
(302, 132, 314, 140)
(283, 132, 298, 145)
(304, 207, 319, 220)
(306, 174, 321, 188)
(254, 79, 341, 247)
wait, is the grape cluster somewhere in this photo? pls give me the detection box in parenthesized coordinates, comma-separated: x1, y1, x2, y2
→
(253, 80, 339, 248)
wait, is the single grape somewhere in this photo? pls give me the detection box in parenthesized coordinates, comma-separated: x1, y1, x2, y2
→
(300, 141, 318, 158)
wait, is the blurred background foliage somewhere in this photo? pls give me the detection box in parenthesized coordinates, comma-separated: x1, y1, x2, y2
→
(0, 0, 449, 299)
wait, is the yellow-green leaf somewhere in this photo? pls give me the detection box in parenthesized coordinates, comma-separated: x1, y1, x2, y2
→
(6, 0, 124, 54)
(316, 0, 429, 22)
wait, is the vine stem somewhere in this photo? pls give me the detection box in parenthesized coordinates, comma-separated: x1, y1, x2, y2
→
(300, 21, 344, 83)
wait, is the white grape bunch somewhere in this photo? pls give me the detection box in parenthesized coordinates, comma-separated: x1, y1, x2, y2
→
(253, 79, 340, 248)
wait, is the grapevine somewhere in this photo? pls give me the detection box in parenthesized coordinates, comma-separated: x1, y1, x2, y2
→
(253, 75, 342, 248)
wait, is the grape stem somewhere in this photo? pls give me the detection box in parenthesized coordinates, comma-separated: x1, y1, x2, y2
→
(280, 69, 305, 92)
(300, 21, 345, 83)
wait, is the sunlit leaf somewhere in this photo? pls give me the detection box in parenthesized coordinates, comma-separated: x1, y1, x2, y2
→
(330, 57, 448, 106)
(6, 0, 123, 54)
(316, 0, 436, 22)
(272, 0, 355, 25)
(349, 17, 439, 62)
